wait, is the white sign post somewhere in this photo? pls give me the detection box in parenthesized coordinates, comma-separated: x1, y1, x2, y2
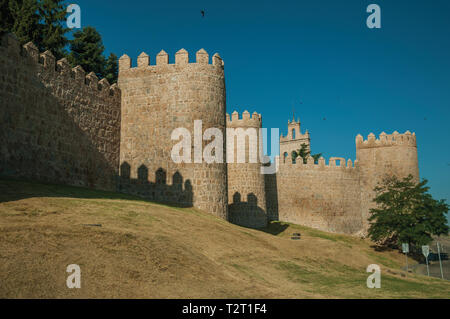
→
(422, 245, 430, 277)
(402, 243, 409, 273)
(437, 242, 444, 279)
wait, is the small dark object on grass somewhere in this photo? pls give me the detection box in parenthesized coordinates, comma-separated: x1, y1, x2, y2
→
(291, 237, 301, 240)
(292, 233, 301, 237)
(83, 224, 102, 227)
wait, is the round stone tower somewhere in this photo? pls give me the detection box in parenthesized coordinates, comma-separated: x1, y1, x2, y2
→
(118, 48, 228, 219)
(356, 131, 419, 231)
(226, 110, 267, 228)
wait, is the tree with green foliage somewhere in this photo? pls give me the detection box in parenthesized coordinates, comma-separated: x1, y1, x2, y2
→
(104, 53, 118, 84)
(68, 26, 106, 78)
(293, 143, 322, 164)
(8, 0, 41, 45)
(3, 1, 117, 81)
(38, 0, 68, 59)
(0, 0, 14, 36)
(2, 0, 68, 58)
(368, 175, 449, 249)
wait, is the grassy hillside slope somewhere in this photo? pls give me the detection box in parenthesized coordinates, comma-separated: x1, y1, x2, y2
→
(0, 178, 449, 298)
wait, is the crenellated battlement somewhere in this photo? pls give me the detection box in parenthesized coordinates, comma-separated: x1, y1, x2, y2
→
(226, 110, 262, 128)
(0, 34, 120, 98)
(278, 155, 357, 171)
(355, 131, 416, 149)
(118, 48, 224, 71)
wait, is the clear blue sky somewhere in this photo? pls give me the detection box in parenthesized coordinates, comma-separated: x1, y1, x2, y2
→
(72, 0, 450, 217)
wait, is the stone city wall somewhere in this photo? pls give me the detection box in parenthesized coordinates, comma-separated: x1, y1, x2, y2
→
(118, 49, 228, 219)
(0, 34, 121, 190)
(267, 156, 363, 234)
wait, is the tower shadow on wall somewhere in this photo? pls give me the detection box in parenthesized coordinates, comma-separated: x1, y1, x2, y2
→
(118, 162, 193, 208)
(228, 192, 267, 229)
(264, 172, 279, 221)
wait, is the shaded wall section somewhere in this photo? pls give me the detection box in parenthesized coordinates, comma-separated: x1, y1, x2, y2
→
(0, 34, 121, 190)
(264, 171, 279, 221)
